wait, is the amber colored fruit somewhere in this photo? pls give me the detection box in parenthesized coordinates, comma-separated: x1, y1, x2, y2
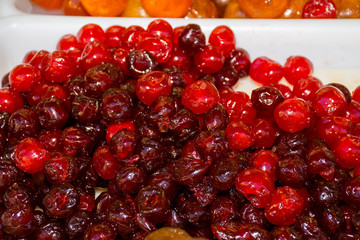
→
(223, 0, 248, 18)
(185, 0, 218, 18)
(237, 0, 290, 18)
(121, 0, 149, 17)
(141, 0, 193, 17)
(280, 0, 308, 18)
(144, 227, 207, 240)
(31, 0, 63, 10)
(63, 0, 89, 16)
(80, 0, 128, 17)
(211, 0, 231, 17)
(333, 0, 360, 18)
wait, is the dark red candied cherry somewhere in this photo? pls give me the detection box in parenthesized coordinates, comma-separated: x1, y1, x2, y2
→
(351, 209, 360, 234)
(136, 137, 166, 173)
(248, 150, 280, 182)
(341, 176, 360, 207)
(30, 82, 71, 108)
(309, 178, 340, 208)
(146, 95, 177, 133)
(306, 145, 336, 180)
(249, 57, 283, 85)
(36, 220, 67, 240)
(28, 50, 50, 69)
(162, 66, 185, 88)
(193, 44, 225, 74)
(3, 183, 34, 209)
(174, 157, 211, 187)
(109, 128, 138, 161)
(208, 155, 241, 191)
(105, 25, 125, 49)
(101, 88, 134, 124)
(14, 137, 50, 174)
(312, 85, 347, 117)
(318, 206, 346, 235)
(161, 46, 192, 72)
(269, 82, 293, 99)
(126, 50, 159, 79)
(343, 100, 360, 124)
(274, 97, 311, 133)
(147, 166, 178, 201)
(187, 176, 218, 207)
(115, 166, 147, 195)
(92, 145, 121, 180)
(235, 168, 275, 209)
(112, 47, 130, 75)
(40, 50, 77, 83)
(179, 197, 208, 226)
(71, 94, 101, 124)
(84, 62, 125, 98)
(57, 33, 81, 52)
(8, 108, 39, 140)
(182, 80, 220, 114)
(195, 130, 228, 161)
(44, 153, 78, 184)
(62, 126, 93, 157)
(136, 185, 170, 224)
(302, 0, 337, 18)
(225, 48, 251, 77)
(265, 186, 304, 226)
(333, 134, 360, 169)
(169, 108, 199, 144)
(239, 202, 269, 228)
(316, 115, 352, 148)
(9, 63, 41, 92)
(121, 25, 146, 51)
(208, 25, 235, 58)
(0, 159, 22, 193)
(211, 221, 270, 240)
(36, 97, 69, 130)
(178, 24, 206, 56)
(251, 86, 284, 115)
(333, 233, 360, 240)
(76, 23, 106, 49)
(106, 121, 135, 143)
(295, 214, 329, 239)
(43, 182, 79, 219)
(76, 122, 106, 145)
(209, 196, 237, 223)
(65, 210, 93, 239)
(225, 121, 254, 151)
(83, 222, 117, 240)
(327, 82, 352, 104)
(270, 226, 302, 240)
(283, 55, 314, 85)
(203, 103, 229, 131)
(213, 64, 241, 89)
(0, 87, 24, 114)
(1, 206, 35, 237)
(78, 194, 95, 212)
(65, 76, 86, 102)
(275, 157, 308, 188)
(138, 36, 173, 64)
(106, 199, 137, 236)
(181, 139, 201, 160)
(80, 40, 111, 71)
(252, 118, 278, 149)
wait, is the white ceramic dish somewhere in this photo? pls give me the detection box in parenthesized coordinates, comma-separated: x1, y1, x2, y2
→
(0, 14, 360, 92)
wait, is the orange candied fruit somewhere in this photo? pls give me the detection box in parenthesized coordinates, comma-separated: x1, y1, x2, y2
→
(141, 0, 193, 18)
(237, 0, 291, 18)
(63, 0, 89, 16)
(80, 0, 128, 17)
(31, 0, 64, 10)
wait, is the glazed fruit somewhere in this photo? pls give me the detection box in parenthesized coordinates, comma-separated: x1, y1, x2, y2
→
(2, 19, 360, 240)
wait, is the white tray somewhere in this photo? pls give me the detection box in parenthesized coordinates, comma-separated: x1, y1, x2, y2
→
(0, 14, 360, 92)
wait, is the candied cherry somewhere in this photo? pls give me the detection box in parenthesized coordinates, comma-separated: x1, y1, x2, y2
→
(195, 130, 228, 161)
(92, 146, 121, 180)
(225, 121, 254, 151)
(136, 137, 166, 173)
(44, 153, 78, 184)
(333, 134, 360, 169)
(178, 24, 206, 56)
(239, 202, 269, 227)
(28, 50, 49, 69)
(0, 159, 22, 192)
(249, 57, 284, 85)
(307, 146, 336, 180)
(316, 115, 352, 147)
(41, 50, 77, 83)
(302, 0, 337, 18)
(213, 64, 241, 88)
(235, 168, 275, 208)
(36, 97, 70, 130)
(252, 118, 278, 149)
(106, 121, 135, 143)
(121, 25, 146, 51)
(174, 157, 211, 186)
(57, 33, 81, 52)
(8, 108, 40, 140)
(147, 19, 174, 40)
(203, 103, 229, 131)
(112, 47, 130, 75)
(1, 206, 35, 237)
(209, 25, 235, 58)
(311, 86, 347, 117)
(126, 49, 158, 78)
(101, 88, 134, 123)
(309, 178, 340, 208)
(283, 55, 314, 85)
(251, 86, 284, 115)
(115, 166, 147, 195)
(328, 82, 352, 104)
(343, 100, 360, 124)
(105, 25, 125, 49)
(109, 129, 138, 161)
(193, 44, 225, 74)
(275, 157, 308, 188)
(341, 176, 360, 207)
(274, 97, 311, 133)
(14, 137, 50, 174)
(269, 82, 293, 99)
(9, 63, 41, 92)
(0, 88, 24, 114)
(248, 150, 280, 181)
(270, 226, 302, 239)
(80, 40, 112, 71)
(138, 36, 173, 64)
(71, 94, 101, 124)
(182, 80, 220, 114)
(292, 75, 323, 101)
(211, 221, 270, 240)
(76, 23, 105, 49)
(83, 222, 117, 240)
(62, 126, 93, 157)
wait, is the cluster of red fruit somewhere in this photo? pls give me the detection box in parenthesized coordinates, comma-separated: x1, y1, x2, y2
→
(1, 19, 360, 239)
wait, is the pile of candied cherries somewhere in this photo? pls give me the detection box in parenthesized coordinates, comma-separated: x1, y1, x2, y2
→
(1, 19, 360, 240)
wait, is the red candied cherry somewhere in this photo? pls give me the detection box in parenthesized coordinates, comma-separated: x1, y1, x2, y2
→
(106, 121, 135, 143)
(28, 50, 49, 69)
(235, 168, 275, 208)
(112, 47, 130, 75)
(341, 176, 360, 207)
(209, 25, 236, 58)
(78, 195, 95, 211)
(219, 86, 235, 106)
(292, 76, 323, 102)
(62, 126, 93, 157)
(162, 46, 191, 71)
(311, 86, 347, 117)
(41, 83, 71, 108)
(41, 50, 77, 83)
(269, 83, 293, 99)
(274, 98, 311, 133)
(252, 118, 278, 149)
(121, 25, 146, 51)
(109, 129, 138, 161)
(38, 129, 63, 152)
(137, 36, 173, 63)
(9, 63, 41, 92)
(80, 40, 112, 71)
(105, 25, 125, 49)
(270, 226, 302, 239)
(265, 186, 304, 226)
(115, 166, 147, 195)
(248, 150, 280, 181)
(193, 44, 225, 74)
(92, 146, 122, 180)
(44, 153, 78, 184)
(1, 206, 35, 237)
(14, 137, 51, 173)
(328, 82, 352, 104)
(23, 50, 37, 63)
(147, 19, 174, 40)
(302, 0, 337, 18)
(307, 146, 336, 181)
(316, 116, 352, 147)
(136, 71, 172, 106)
(212, 222, 270, 240)
(353, 85, 360, 103)
(57, 34, 81, 52)
(333, 134, 360, 169)
(126, 49, 158, 78)
(343, 100, 360, 124)
(249, 57, 284, 85)
(283, 56, 314, 85)
(178, 24, 206, 56)
(173, 26, 185, 46)
(225, 121, 254, 151)
(0, 87, 24, 114)
(182, 80, 220, 114)
(76, 23, 106, 49)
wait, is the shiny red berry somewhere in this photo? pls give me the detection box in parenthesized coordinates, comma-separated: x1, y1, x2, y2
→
(249, 57, 283, 85)
(9, 63, 41, 92)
